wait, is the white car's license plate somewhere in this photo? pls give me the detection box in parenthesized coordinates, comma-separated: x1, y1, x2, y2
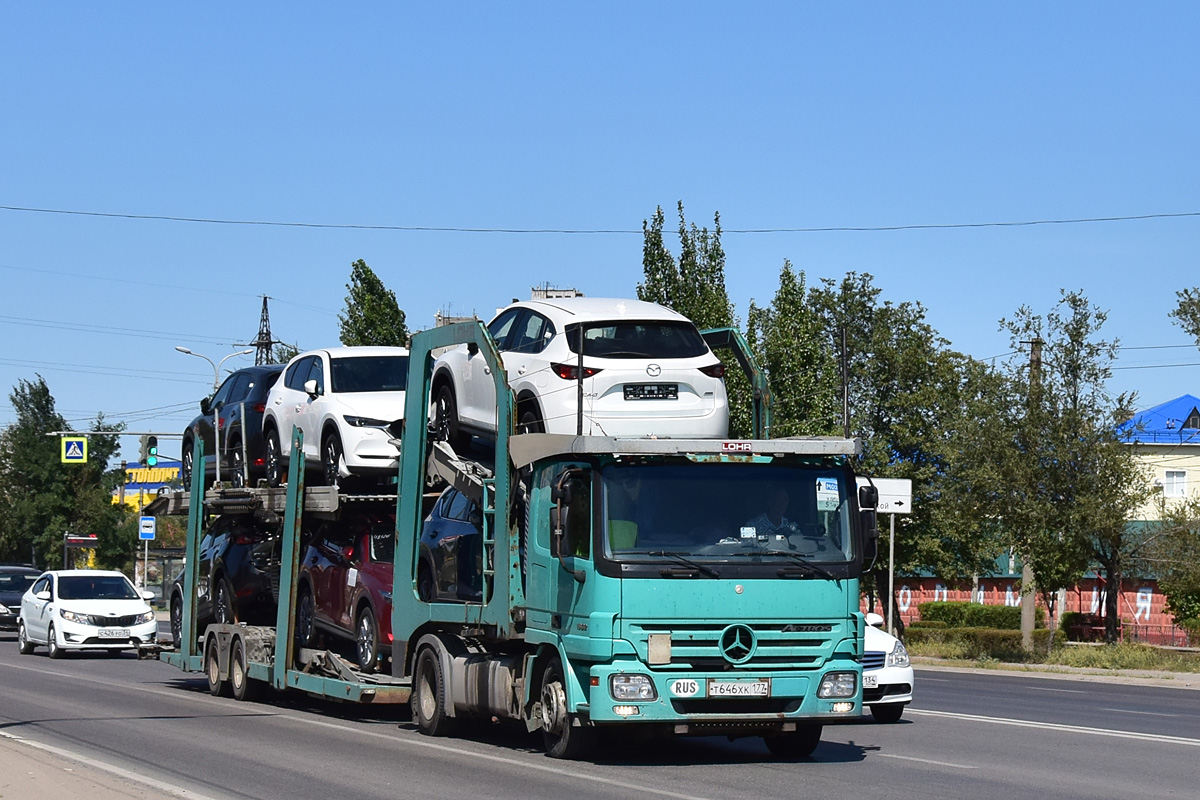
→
(98, 628, 129, 638)
(707, 679, 770, 697)
(863, 674, 879, 688)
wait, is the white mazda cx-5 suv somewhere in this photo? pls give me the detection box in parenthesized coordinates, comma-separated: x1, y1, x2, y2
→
(431, 297, 728, 445)
(263, 346, 409, 488)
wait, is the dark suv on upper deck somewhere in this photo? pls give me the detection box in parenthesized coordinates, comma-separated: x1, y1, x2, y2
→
(181, 364, 284, 490)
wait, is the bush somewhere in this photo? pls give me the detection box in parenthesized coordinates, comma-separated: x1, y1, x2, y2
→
(905, 625, 1065, 661)
(917, 601, 1045, 630)
(907, 620, 948, 630)
(1180, 619, 1200, 647)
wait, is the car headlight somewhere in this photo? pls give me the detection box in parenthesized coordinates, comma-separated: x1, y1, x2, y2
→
(887, 640, 910, 668)
(610, 674, 657, 701)
(817, 671, 858, 698)
(0, 603, 9, 614)
(344, 415, 390, 428)
(60, 608, 90, 623)
(135, 610, 156, 625)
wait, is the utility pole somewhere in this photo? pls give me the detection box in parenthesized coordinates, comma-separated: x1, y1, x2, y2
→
(1020, 337, 1043, 651)
(246, 295, 278, 366)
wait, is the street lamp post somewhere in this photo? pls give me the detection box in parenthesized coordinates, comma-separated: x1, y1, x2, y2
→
(175, 347, 254, 485)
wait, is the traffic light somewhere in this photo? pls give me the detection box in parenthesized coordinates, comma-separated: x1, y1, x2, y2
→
(139, 434, 159, 467)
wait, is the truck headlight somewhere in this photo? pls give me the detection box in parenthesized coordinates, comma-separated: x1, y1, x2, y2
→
(610, 674, 657, 701)
(817, 671, 858, 698)
(887, 640, 910, 668)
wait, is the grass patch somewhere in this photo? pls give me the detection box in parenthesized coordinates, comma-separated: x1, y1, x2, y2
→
(1043, 644, 1200, 673)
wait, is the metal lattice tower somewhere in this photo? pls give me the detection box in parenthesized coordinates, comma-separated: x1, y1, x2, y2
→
(250, 296, 277, 365)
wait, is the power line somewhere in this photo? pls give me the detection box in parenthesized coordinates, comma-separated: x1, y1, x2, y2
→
(3, 203, 1199, 235)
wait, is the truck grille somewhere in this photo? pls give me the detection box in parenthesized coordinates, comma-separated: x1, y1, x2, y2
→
(629, 622, 836, 670)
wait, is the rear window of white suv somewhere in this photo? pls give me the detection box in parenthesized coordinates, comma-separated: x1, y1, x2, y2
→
(330, 356, 410, 393)
(567, 321, 710, 359)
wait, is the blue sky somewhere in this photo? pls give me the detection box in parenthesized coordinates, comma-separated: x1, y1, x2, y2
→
(2, 3, 1198, 463)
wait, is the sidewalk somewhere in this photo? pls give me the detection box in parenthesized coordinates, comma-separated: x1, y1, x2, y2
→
(0, 732, 186, 800)
(913, 656, 1200, 690)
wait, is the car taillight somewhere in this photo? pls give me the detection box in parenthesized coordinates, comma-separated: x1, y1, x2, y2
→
(551, 363, 603, 380)
(699, 363, 726, 378)
(252, 402, 266, 413)
(232, 534, 260, 546)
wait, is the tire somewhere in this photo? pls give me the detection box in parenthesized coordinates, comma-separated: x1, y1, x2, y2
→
(47, 624, 64, 659)
(213, 578, 236, 625)
(417, 562, 435, 603)
(411, 647, 457, 737)
(229, 637, 260, 702)
(540, 657, 594, 759)
(228, 440, 245, 488)
(435, 384, 468, 451)
(170, 593, 184, 649)
(870, 703, 904, 724)
(265, 427, 283, 487)
(517, 405, 544, 434)
(17, 622, 35, 655)
(295, 586, 316, 649)
(181, 440, 194, 490)
(764, 725, 823, 759)
(322, 431, 344, 489)
(354, 605, 380, 673)
(205, 639, 230, 697)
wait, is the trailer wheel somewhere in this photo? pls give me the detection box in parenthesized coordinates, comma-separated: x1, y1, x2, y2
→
(764, 724, 822, 759)
(411, 647, 457, 737)
(205, 639, 230, 697)
(539, 658, 594, 760)
(230, 637, 259, 702)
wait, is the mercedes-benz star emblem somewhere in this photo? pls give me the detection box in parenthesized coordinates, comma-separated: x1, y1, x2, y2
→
(719, 624, 756, 664)
(646, 364, 662, 377)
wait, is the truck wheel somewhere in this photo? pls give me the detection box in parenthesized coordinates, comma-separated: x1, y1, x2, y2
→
(539, 658, 594, 759)
(265, 428, 283, 487)
(47, 624, 64, 659)
(870, 703, 904, 723)
(230, 638, 260, 702)
(764, 724, 822, 759)
(170, 593, 184, 649)
(412, 647, 457, 736)
(205, 639, 230, 697)
(17, 621, 35, 655)
(354, 606, 380, 673)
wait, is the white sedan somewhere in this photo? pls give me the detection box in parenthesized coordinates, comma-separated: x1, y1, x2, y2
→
(18, 570, 158, 658)
(863, 612, 913, 722)
(431, 297, 729, 443)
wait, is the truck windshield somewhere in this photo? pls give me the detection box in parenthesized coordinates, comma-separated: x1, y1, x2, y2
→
(600, 462, 854, 564)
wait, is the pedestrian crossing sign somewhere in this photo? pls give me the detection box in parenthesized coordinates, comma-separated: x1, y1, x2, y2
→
(61, 436, 88, 463)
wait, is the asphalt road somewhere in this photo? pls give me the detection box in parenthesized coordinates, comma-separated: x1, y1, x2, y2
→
(1, 631, 1198, 800)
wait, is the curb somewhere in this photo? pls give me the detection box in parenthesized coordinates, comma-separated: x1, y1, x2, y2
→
(912, 657, 1200, 690)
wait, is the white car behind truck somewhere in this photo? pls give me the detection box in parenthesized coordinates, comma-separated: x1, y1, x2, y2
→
(862, 612, 913, 722)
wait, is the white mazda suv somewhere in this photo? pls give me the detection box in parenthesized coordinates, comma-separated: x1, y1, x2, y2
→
(431, 298, 728, 445)
(263, 346, 409, 488)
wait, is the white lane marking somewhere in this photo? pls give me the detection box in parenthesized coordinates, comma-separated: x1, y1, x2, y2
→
(0, 730, 225, 800)
(1100, 707, 1179, 718)
(0, 660, 714, 800)
(876, 753, 976, 769)
(908, 709, 1200, 747)
(917, 677, 952, 682)
(1030, 687, 1086, 693)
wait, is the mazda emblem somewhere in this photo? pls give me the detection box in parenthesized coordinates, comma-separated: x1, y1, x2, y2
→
(719, 624, 756, 664)
(646, 364, 662, 377)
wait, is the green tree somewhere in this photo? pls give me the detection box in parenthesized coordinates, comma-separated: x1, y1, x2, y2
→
(746, 261, 840, 437)
(996, 291, 1150, 642)
(1169, 287, 1200, 345)
(273, 341, 302, 364)
(338, 259, 408, 347)
(0, 376, 129, 570)
(1139, 497, 1200, 623)
(638, 203, 752, 433)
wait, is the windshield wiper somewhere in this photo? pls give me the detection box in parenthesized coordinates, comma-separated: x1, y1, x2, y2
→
(774, 551, 835, 580)
(643, 550, 721, 578)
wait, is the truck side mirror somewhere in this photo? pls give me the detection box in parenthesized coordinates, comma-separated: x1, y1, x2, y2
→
(859, 509, 878, 566)
(552, 470, 588, 583)
(859, 484, 878, 509)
